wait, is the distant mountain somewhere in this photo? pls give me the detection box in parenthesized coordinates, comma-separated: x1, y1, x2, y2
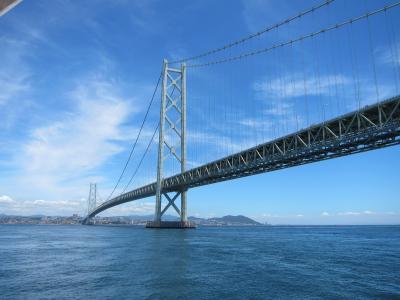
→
(124, 215, 153, 221)
(211, 215, 260, 225)
(188, 216, 206, 222)
(225, 215, 260, 224)
(189, 215, 261, 226)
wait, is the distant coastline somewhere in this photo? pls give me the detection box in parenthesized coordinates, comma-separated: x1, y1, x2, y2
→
(0, 214, 266, 226)
(2, 214, 398, 226)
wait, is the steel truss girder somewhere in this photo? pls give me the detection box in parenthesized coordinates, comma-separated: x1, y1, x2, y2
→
(84, 95, 400, 221)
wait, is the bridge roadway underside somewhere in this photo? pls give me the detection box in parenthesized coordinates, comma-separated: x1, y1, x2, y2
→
(85, 95, 400, 221)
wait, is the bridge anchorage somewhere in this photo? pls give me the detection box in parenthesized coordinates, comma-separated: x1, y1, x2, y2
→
(146, 59, 195, 228)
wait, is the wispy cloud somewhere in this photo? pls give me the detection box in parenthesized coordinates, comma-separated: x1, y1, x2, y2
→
(24, 76, 131, 172)
(188, 131, 243, 153)
(239, 118, 273, 129)
(0, 3, 163, 214)
(9, 72, 140, 201)
(0, 71, 29, 105)
(376, 41, 400, 67)
(321, 210, 397, 217)
(337, 210, 396, 216)
(0, 38, 31, 105)
(254, 74, 350, 99)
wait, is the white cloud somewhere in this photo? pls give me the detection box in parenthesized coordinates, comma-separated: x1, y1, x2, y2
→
(251, 70, 398, 137)
(377, 41, 400, 67)
(30, 199, 81, 207)
(263, 103, 293, 117)
(0, 196, 87, 216)
(187, 131, 245, 154)
(337, 211, 397, 217)
(321, 211, 330, 217)
(254, 74, 350, 100)
(0, 195, 14, 204)
(239, 118, 273, 129)
(11, 73, 140, 201)
(247, 74, 316, 138)
(338, 211, 361, 216)
(24, 79, 130, 173)
(102, 201, 155, 215)
(0, 24, 158, 214)
(260, 213, 303, 219)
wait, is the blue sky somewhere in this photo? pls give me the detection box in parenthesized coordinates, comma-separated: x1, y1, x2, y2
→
(0, 0, 399, 224)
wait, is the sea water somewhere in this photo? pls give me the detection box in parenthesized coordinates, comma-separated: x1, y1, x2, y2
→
(0, 225, 399, 299)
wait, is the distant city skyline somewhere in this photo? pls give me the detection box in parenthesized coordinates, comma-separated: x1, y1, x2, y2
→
(0, 0, 399, 224)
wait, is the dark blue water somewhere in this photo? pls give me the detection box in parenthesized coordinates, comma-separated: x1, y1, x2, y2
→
(0, 225, 399, 299)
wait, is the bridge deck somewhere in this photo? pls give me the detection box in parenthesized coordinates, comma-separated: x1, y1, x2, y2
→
(85, 95, 400, 220)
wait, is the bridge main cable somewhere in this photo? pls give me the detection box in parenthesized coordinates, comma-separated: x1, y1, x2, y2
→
(170, 0, 335, 64)
(187, 1, 400, 68)
(106, 71, 162, 201)
(120, 122, 159, 195)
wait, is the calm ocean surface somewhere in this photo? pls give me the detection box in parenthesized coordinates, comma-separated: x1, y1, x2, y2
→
(0, 225, 399, 299)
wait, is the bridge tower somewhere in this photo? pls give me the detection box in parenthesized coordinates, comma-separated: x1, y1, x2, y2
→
(86, 183, 97, 224)
(147, 59, 194, 228)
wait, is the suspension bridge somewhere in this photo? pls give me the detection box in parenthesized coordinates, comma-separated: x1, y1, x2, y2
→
(83, 0, 400, 227)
